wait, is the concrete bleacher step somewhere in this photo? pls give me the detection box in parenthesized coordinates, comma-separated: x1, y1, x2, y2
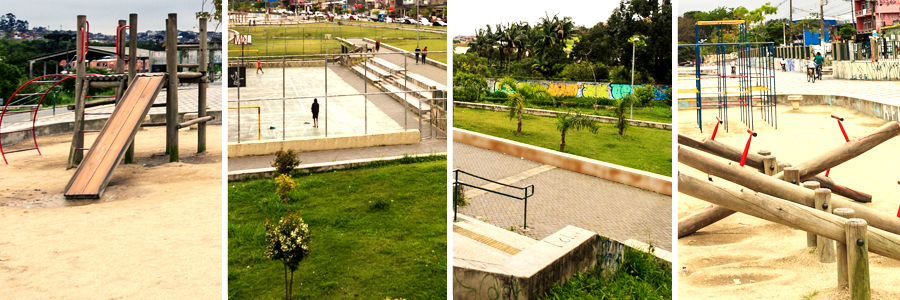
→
(357, 60, 393, 79)
(394, 80, 435, 100)
(378, 81, 432, 112)
(406, 72, 447, 90)
(369, 57, 405, 74)
(351, 65, 381, 83)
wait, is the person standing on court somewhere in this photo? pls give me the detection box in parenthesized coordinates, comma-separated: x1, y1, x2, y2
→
(421, 47, 427, 63)
(256, 58, 264, 74)
(375, 40, 380, 52)
(311, 98, 320, 128)
(415, 46, 421, 64)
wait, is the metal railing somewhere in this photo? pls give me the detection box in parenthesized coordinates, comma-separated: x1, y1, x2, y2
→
(453, 169, 535, 229)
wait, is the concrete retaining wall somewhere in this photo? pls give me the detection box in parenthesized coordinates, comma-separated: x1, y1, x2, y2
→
(485, 78, 672, 101)
(453, 128, 672, 195)
(362, 37, 447, 70)
(454, 101, 672, 130)
(453, 228, 672, 299)
(833, 60, 900, 81)
(228, 60, 327, 68)
(228, 153, 446, 181)
(228, 129, 420, 157)
(1, 110, 222, 147)
(679, 94, 900, 123)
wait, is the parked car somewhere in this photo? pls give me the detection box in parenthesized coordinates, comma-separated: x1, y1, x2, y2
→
(349, 15, 358, 20)
(432, 21, 446, 27)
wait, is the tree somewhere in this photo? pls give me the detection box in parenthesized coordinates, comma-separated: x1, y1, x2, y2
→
(838, 24, 856, 41)
(500, 78, 550, 135)
(615, 94, 636, 136)
(196, 0, 223, 32)
(265, 211, 310, 300)
(556, 113, 599, 152)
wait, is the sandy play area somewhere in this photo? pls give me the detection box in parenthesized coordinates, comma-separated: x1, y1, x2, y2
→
(678, 105, 900, 299)
(0, 125, 223, 298)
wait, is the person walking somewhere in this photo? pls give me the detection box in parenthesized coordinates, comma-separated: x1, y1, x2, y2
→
(256, 58, 264, 74)
(375, 40, 381, 52)
(414, 46, 421, 65)
(311, 98, 320, 128)
(421, 47, 427, 63)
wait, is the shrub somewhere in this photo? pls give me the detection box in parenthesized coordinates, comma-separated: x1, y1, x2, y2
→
(271, 149, 301, 176)
(264, 211, 311, 300)
(453, 184, 466, 207)
(633, 85, 654, 107)
(274, 174, 296, 203)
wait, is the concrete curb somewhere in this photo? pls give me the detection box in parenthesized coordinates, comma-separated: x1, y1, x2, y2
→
(228, 130, 421, 157)
(228, 152, 447, 181)
(455, 101, 672, 130)
(454, 128, 672, 195)
(680, 94, 900, 123)
(362, 37, 447, 70)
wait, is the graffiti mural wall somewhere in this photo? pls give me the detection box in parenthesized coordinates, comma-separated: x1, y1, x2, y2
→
(833, 61, 900, 81)
(486, 78, 672, 101)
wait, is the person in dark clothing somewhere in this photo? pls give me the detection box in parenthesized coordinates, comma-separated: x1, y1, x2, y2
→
(375, 40, 380, 52)
(414, 46, 421, 64)
(311, 98, 320, 128)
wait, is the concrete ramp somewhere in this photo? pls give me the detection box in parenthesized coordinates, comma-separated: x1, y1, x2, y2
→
(64, 74, 166, 199)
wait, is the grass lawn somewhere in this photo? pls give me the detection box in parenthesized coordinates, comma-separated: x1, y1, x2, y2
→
(527, 104, 672, 124)
(380, 39, 447, 63)
(539, 245, 672, 299)
(454, 107, 672, 176)
(231, 24, 446, 57)
(228, 157, 447, 299)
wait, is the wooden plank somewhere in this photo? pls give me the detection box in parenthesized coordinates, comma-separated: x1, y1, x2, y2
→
(81, 76, 163, 195)
(64, 76, 153, 196)
(64, 75, 164, 198)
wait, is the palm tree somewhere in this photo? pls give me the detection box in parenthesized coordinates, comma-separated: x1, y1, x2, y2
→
(556, 113, 599, 152)
(500, 77, 550, 135)
(615, 94, 636, 136)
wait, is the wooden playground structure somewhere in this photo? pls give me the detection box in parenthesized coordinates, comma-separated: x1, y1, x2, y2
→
(0, 13, 214, 199)
(678, 120, 900, 300)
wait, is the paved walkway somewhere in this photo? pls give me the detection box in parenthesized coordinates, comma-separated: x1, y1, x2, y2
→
(3, 82, 223, 132)
(453, 142, 672, 251)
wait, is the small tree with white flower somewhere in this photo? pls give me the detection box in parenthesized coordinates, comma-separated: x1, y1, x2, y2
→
(265, 211, 310, 300)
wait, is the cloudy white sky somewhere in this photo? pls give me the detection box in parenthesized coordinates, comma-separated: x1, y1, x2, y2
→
(449, 0, 621, 37)
(678, 0, 855, 22)
(1, 0, 219, 34)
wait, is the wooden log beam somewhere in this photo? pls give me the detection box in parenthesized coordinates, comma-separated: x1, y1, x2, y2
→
(678, 145, 900, 238)
(771, 121, 900, 182)
(677, 204, 737, 238)
(176, 116, 214, 129)
(678, 133, 872, 202)
(678, 172, 900, 262)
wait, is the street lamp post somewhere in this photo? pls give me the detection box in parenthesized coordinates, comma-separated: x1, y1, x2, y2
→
(630, 37, 639, 120)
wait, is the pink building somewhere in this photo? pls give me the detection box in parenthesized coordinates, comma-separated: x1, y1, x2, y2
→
(855, 0, 900, 35)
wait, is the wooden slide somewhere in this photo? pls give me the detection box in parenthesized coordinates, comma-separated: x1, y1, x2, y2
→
(64, 74, 167, 199)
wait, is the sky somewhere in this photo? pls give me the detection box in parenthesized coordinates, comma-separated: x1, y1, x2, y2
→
(449, 0, 621, 37)
(1, 0, 220, 34)
(678, 0, 856, 22)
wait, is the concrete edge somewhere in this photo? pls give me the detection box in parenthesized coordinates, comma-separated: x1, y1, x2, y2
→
(454, 101, 672, 130)
(1, 110, 223, 147)
(227, 130, 421, 157)
(362, 37, 448, 70)
(679, 94, 900, 123)
(227, 152, 447, 181)
(453, 128, 672, 195)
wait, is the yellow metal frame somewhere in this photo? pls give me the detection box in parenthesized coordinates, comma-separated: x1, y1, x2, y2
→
(228, 106, 262, 140)
(697, 20, 745, 25)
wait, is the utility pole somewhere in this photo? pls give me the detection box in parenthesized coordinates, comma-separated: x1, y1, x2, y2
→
(820, 0, 825, 46)
(789, 0, 793, 45)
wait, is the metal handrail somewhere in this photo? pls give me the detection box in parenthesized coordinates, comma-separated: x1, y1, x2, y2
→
(453, 169, 535, 229)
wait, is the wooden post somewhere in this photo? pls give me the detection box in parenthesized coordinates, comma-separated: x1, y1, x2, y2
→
(757, 150, 771, 173)
(763, 155, 776, 176)
(815, 188, 836, 263)
(166, 14, 179, 162)
(776, 162, 790, 174)
(679, 134, 873, 202)
(197, 17, 207, 153)
(67, 15, 87, 169)
(783, 167, 800, 185)
(677, 146, 900, 238)
(846, 218, 871, 300)
(834, 207, 855, 288)
(125, 13, 138, 164)
(803, 181, 821, 247)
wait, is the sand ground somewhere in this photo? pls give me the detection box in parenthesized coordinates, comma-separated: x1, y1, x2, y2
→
(678, 106, 900, 299)
(0, 126, 223, 299)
